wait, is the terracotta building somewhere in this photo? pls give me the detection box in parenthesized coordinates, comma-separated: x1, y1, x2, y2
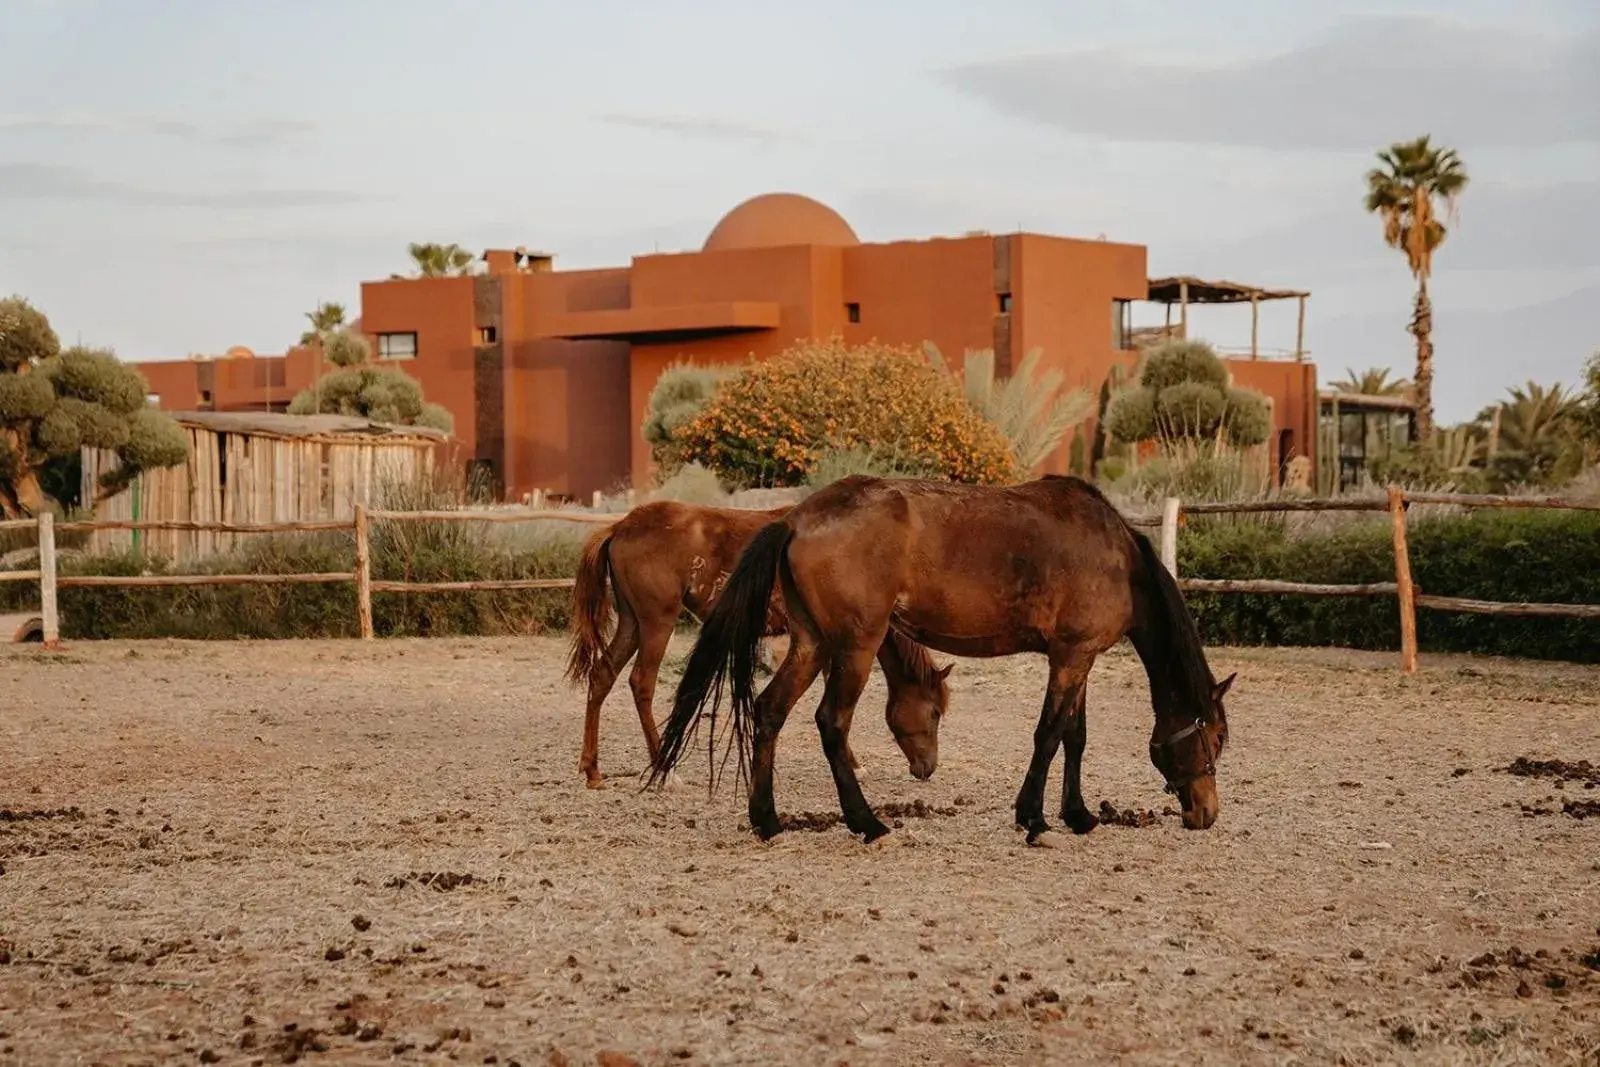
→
(136, 192, 1317, 500)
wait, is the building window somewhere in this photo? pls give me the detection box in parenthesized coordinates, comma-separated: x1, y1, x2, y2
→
(845, 302, 861, 324)
(479, 326, 497, 344)
(997, 292, 1012, 313)
(378, 332, 418, 360)
(1112, 299, 1133, 349)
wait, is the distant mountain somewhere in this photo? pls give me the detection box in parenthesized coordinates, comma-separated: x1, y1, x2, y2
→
(1312, 285, 1599, 420)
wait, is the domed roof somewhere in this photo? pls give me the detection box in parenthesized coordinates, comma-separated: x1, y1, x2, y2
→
(703, 193, 859, 252)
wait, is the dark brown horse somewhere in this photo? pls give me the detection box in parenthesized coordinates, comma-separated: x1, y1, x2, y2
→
(566, 499, 951, 788)
(650, 475, 1234, 844)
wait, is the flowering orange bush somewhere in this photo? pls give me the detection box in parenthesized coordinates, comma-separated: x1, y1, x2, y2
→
(676, 338, 1020, 487)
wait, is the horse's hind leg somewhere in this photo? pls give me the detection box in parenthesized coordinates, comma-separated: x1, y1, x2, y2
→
(1058, 686, 1098, 834)
(1015, 650, 1091, 844)
(579, 608, 640, 789)
(748, 636, 822, 840)
(628, 609, 678, 769)
(817, 641, 890, 842)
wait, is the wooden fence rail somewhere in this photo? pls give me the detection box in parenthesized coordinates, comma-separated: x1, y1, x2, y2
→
(1154, 486, 1599, 672)
(4, 487, 1594, 666)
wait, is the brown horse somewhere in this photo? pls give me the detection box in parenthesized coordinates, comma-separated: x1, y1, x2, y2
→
(566, 499, 951, 788)
(651, 475, 1234, 844)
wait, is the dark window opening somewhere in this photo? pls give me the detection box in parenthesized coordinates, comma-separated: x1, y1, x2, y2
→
(479, 326, 498, 344)
(378, 331, 418, 360)
(997, 292, 1012, 313)
(845, 302, 860, 324)
(199, 389, 213, 408)
(1112, 299, 1133, 349)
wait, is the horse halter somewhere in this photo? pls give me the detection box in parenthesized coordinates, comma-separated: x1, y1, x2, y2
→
(1150, 718, 1218, 795)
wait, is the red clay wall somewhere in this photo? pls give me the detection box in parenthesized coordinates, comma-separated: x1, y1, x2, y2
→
(1011, 235, 1149, 474)
(623, 246, 841, 486)
(136, 361, 202, 410)
(839, 237, 996, 360)
(504, 267, 633, 498)
(359, 276, 479, 455)
(1223, 358, 1319, 476)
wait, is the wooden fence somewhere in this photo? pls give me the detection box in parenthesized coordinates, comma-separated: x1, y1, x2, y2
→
(2, 487, 1596, 671)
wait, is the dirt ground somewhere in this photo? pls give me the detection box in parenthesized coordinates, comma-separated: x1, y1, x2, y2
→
(2, 636, 1597, 1067)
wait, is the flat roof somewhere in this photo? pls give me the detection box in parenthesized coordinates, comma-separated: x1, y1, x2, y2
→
(1149, 275, 1309, 303)
(166, 410, 449, 441)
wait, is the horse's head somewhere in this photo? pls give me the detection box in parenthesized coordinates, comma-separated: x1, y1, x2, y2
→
(1149, 672, 1234, 830)
(886, 661, 953, 781)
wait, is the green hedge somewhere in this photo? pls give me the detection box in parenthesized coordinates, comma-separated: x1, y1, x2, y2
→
(4, 508, 1595, 662)
(10, 526, 583, 640)
(1180, 509, 1600, 663)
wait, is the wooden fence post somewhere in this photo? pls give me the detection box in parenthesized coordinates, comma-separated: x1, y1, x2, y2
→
(1387, 485, 1417, 674)
(353, 504, 374, 640)
(38, 511, 59, 649)
(1159, 497, 1181, 576)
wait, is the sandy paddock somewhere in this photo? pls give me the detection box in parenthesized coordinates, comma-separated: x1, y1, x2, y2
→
(1, 636, 1597, 1066)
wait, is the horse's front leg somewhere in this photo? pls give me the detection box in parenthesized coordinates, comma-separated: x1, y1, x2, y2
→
(1059, 686, 1098, 834)
(1015, 652, 1091, 845)
(747, 637, 820, 840)
(817, 643, 889, 842)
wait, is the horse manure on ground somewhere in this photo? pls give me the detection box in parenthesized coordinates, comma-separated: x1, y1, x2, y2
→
(779, 799, 958, 833)
(1501, 757, 1599, 789)
(1503, 756, 1599, 818)
(1096, 800, 1165, 828)
(383, 871, 503, 891)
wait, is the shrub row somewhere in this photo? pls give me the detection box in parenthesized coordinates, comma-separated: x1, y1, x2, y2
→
(4, 524, 584, 640)
(1178, 508, 1600, 663)
(3, 508, 1595, 663)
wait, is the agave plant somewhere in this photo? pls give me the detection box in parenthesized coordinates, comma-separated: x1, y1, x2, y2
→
(923, 342, 1092, 472)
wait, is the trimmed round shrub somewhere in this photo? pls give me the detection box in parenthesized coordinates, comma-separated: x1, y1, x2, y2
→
(1139, 340, 1230, 394)
(44, 346, 146, 413)
(1105, 385, 1157, 444)
(1157, 381, 1225, 438)
(0, 370, 55, 422)
(676, 338, 1020, 487)
(324, 329, 370, 368)
(0, 296, 60, 372)
(1223, 387, 1273, 447)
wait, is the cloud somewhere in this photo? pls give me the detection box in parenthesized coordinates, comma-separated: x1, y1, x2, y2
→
(598, 112, 793, 144)
(939, 15, 1600, 151)
(0, 162, 371, 209)
(0, 112, 317, 146)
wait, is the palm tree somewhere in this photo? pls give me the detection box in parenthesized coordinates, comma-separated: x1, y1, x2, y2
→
(299, 301, 346, 346)
(1364, 134, 1469, 445)
(1494, 381, 1576, 455)
(923, 342, 1093, 471)
(1330, 366, 1411, 397)
(405, 242, 476, 278)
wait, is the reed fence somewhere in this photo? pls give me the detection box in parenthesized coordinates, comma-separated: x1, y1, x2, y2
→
(2, 488, 1595, 671)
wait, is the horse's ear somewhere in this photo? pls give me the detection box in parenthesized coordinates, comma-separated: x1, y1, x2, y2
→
(936, 663, 954, 681)
(1213, 672, 1237, 701)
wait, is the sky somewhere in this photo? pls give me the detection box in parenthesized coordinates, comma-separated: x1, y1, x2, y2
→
(1, 0, 1597, 421)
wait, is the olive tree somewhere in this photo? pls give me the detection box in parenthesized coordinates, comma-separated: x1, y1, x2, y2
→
(0, 296, 187, 517)
(287, 328, 453, 432)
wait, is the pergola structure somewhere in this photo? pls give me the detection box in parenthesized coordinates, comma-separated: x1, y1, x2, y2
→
(1145, 276, 1310, 361)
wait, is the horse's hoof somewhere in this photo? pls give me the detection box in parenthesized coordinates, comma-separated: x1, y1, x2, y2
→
(858, 821, 891, 844)
(1027, 829, 1063, 849)
(1063, 808, 1099, 835)
(585, 776, 605, 790)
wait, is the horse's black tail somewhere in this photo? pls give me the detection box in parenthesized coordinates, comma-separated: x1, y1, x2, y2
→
(649, 520, 793, 792)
